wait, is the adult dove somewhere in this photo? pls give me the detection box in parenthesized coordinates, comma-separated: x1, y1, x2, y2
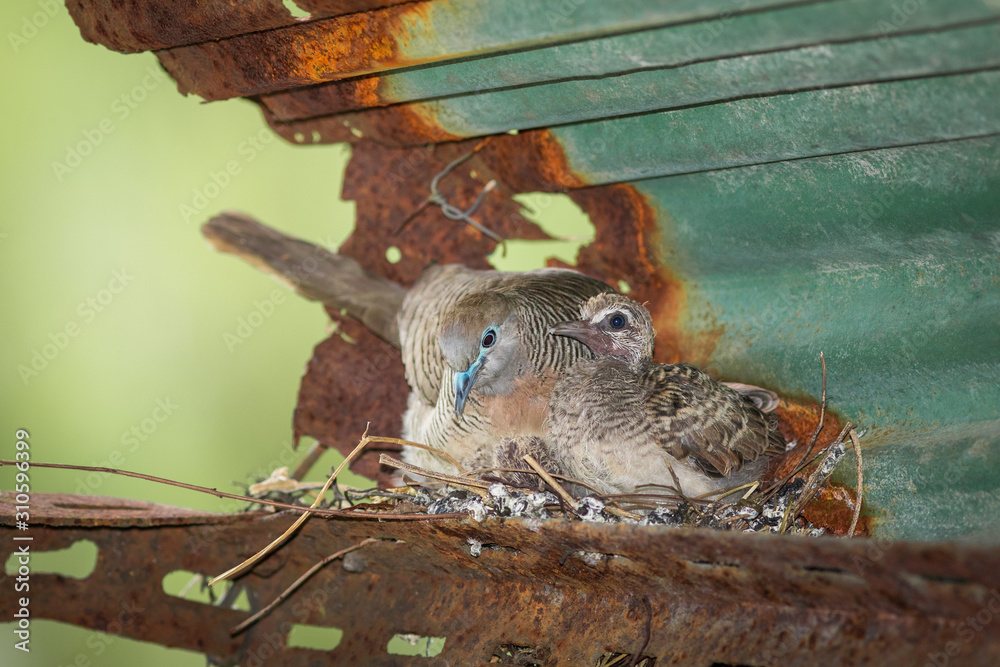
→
(202, 213, 612, 476)
(398, 264, 612, 473)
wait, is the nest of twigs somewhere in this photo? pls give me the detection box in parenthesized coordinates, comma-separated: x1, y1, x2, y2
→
(247, 355, 863, 539)
(246, 420, 862, 539)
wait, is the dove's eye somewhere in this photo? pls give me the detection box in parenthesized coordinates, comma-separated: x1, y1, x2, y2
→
(609, 314, 626, 330)
(481, 328, 497, 348)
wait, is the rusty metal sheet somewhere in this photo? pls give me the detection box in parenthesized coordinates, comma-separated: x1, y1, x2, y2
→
(152, 0, 811, 102)
(257, 0, 1000, 121)
(3, 491, 999, 665)
(293, 318, 407, 486)
(52, 1, 1000, 660)
(272, 24, 1000, 143)
(154, 3, 431, 101)
(265, 70, 1000, 184)
(65, 0, 422, 53)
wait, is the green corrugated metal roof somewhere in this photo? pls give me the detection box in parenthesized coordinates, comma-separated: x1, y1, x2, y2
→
(70, 0, 1000, 542)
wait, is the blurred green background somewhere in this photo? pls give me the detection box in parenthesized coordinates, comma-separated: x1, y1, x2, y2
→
(0, 3, 591, 664)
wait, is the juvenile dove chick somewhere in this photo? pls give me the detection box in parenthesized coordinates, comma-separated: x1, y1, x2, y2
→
(463, 434, 566, 491)
(548, 293, 784, 499)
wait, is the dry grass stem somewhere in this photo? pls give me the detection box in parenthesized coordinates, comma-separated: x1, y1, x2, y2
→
(0, 459, 450, 521)
(848, 428, 864, 537)
(802, 351, 828, 461)
(379, 454, 491, 495)
(467, 466, 604, 495)
(664, 461, 689, 503)
(522, 454, 579, 510)
(211, 425, 376, 586)
(230, 538, 377, 635)
(383, 438, 468, 474)
(785, 423, 853, 527)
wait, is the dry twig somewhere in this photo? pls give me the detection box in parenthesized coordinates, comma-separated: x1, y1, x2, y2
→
(230, 538, 377, 635)
(760, 352, 828, 504)
(848, 428, 864, 537)
(627, 597, 653, 667)
(466, 466, 604, 496)
(803, 351, 828, 462)
(379, 454, 490, 495)
(522, 454, 579, 510)
(210, 427, 378, 585)
(290, 439, 328, 481)
(782, 422, 854, 532)
(0, 459, 459, 521)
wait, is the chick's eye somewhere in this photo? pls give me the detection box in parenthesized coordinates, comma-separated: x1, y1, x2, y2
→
(481, 329, 497, 348)
(609, 314, 626, 330)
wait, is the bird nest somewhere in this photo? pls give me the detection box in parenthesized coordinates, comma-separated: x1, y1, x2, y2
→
(247, 421, 862, 539)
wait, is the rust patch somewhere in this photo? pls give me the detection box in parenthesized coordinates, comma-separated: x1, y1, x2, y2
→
(67, 0, 296, 53)
(297, 0, 421, 15)
(66, 0, 421, 54)
(263, 101, 461, 147)
(260, 74, 385, 121)
(5, 492, 999, 665)
(475, 129, 590, 191)
(770, 399, 848, 480)
(293, 317, 405, 486)
(761, 398, 874, 536)
(339, 138, 551, 281)
(155, 2, 435, 101)
(802, 486, 874, 537)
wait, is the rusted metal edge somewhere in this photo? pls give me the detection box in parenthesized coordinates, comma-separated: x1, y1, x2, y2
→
(153, 2, 434, 101)
(151, 1, 816, 101)
(3, 492, 998, 665)
(65, 0, 424, 54)
(258, 16, 1000, 122)
(0, 491, 247, 527)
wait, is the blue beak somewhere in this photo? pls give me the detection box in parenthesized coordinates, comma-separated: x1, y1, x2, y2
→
(454, 356, 484, 416)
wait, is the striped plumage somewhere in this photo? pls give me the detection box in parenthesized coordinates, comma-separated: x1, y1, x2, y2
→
(200, 214, 613, 477)
(549, 293, 785, 498)
(398, 265, 612, 472)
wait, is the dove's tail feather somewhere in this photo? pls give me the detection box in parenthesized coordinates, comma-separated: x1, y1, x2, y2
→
(202, 212, 406, 348)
